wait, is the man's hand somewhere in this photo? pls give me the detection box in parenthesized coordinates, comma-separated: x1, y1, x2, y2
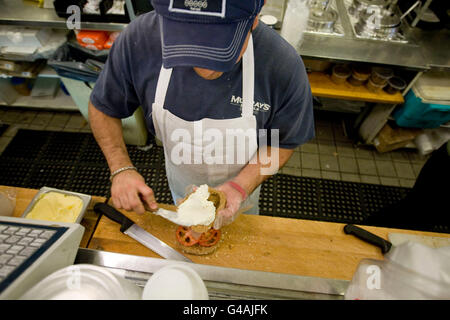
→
(111, 170, 157, 214)
(213, 181, 245, 230)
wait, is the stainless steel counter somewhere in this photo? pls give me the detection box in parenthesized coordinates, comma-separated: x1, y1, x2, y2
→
(408, 28, 450, 70)
(75, 248, 349, 300)
(299, 33, 426, 70)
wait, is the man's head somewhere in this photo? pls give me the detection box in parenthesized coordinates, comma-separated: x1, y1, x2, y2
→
(152, 0, 265, 73)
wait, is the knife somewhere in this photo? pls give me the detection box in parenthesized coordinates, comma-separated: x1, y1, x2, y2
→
(93, 202, 192, 263)
(344, 224, 393, 254)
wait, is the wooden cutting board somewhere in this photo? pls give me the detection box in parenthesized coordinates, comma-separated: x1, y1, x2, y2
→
(88, 201, 450, 281)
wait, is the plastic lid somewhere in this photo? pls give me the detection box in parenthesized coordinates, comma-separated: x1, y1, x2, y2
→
(414, 71, 450, 102)
(387, 76, 406, 90)
(260, 15, 278, 26)
(142, 264, 208, 300)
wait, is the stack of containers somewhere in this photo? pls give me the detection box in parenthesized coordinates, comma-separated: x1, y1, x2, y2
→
(394, 71, 450, 129)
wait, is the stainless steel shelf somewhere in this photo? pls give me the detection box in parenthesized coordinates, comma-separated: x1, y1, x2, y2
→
(0, 0, 127, 31)
(293, 0, 449, 71)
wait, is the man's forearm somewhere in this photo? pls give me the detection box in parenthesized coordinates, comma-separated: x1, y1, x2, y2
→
(88, 101, 132, 172)
(233, 147, 294, 196)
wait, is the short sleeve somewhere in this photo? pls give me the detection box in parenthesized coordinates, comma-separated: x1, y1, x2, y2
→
(270, 58, 315, 149)
(89, 30, 140, 119)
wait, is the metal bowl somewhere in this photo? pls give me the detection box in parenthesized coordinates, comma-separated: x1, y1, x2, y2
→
(355, 10, 401, 39)
(349, 0, 391, 17)
(308, 8, 338, 32)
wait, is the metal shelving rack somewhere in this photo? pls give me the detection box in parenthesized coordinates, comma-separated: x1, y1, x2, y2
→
(0, 0, 128, 31)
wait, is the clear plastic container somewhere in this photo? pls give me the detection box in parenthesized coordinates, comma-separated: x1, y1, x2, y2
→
(348, 65, 371, 86)
(384, 76, 406, 94)
(20, 264, 142, 300)
(331, 65, 351, 84)
(370, 67, 394, 86)
(366, 77, 386, 93)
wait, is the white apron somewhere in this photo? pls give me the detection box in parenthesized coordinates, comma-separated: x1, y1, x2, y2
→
(151, 35, 261, 214)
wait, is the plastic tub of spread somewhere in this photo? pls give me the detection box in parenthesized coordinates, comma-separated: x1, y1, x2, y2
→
(22, 187, 91, 224)
(331, 65, 351, 84)
(366, 77, 386, 93)
(348, 65, 371, 86)
(384, 76, 406, 94)
(370, 67, 394, 85)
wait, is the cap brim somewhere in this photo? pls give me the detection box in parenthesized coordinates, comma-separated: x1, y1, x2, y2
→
(159, 15, 253, 72)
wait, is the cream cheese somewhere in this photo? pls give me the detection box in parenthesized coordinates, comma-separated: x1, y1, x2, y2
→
(26, 192, 83, 223)
(155, 184, 215, 227)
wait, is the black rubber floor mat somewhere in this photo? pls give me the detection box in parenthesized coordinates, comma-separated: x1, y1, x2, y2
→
(259, 174, 408, 223)
(0, 129, 447, 234)
(0, 129, 172, 202)
(260, 174, 449, 234)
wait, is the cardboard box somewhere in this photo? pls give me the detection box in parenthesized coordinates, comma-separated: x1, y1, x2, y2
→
(374, 123, 422, 153)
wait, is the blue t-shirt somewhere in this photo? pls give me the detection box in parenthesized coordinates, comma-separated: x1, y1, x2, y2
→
(90, 11, 315, 149)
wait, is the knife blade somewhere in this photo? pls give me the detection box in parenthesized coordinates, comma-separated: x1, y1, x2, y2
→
(94, 202, 192, 263)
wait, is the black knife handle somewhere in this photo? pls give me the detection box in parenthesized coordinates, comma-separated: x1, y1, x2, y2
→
(344, 224, 392, 254)
(94, 202, 134, 232)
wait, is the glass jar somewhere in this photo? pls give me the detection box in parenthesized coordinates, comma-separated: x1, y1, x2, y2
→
(384, 76, 406, 94)
(331, 64, 351, 84)
(348, 65, 371, 86)
(366, 77, 386, 93)
(371, 67, 394, 86)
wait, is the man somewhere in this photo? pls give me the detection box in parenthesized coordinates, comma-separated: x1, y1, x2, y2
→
(89, 0, 314, 230)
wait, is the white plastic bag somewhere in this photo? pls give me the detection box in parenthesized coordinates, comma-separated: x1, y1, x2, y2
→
(280, 0, 310, 49)
(345, 242, 450, 299)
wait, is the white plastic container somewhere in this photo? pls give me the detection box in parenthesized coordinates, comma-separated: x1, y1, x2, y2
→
(20, 264, 142, 300)
(142, 264, 209, 300)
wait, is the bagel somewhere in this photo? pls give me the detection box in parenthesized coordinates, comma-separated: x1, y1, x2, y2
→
(177, 186, 226, 233)
(175, 186, 226, 255)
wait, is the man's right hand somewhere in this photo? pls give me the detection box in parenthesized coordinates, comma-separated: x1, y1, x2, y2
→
(110, 169, 157, 214)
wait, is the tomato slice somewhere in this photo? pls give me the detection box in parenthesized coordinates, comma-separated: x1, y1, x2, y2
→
(176, 226, 199, 247)
(198, 229, 221, 247)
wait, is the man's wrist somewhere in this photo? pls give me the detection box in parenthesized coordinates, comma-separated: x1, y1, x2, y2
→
(110, 166, 138, 182)
(227, 181, 248, 201)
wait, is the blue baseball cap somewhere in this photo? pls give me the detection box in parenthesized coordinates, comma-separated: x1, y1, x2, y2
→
(151, 0, 264, 72)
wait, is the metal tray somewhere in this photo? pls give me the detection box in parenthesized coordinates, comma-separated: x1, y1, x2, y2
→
(22, 186, 91, 224)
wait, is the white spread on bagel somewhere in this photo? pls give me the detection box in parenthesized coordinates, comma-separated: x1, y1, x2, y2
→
(176, 184, 216, 226)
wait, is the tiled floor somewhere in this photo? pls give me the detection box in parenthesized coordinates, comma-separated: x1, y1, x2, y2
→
(0, 106, 429, 188)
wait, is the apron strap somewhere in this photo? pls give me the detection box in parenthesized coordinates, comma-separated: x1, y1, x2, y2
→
(241, 34, 255, 118)
(154, 65, 173, 108)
